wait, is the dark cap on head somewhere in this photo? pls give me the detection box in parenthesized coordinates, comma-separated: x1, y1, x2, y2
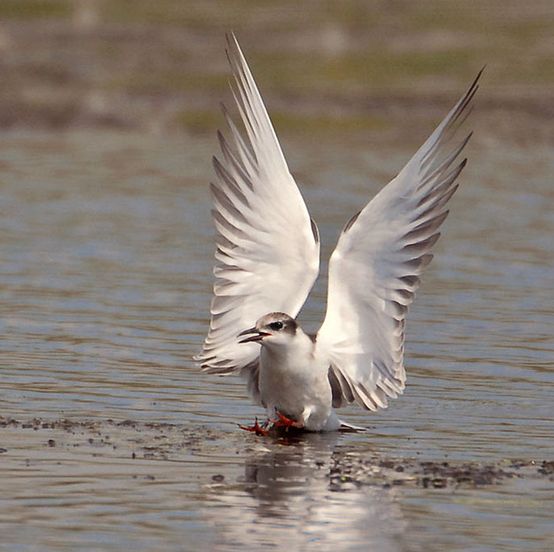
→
(257, 312, 297, 335)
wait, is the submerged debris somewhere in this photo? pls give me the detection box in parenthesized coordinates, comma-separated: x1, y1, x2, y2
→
(324, 451, 537, 490)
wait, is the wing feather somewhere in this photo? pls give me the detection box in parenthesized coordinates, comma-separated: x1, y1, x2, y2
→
(319, 69, 483, 411)
(196, 34, 320, 378)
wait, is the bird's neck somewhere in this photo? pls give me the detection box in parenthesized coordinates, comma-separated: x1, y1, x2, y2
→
(261, 328, 314, 366)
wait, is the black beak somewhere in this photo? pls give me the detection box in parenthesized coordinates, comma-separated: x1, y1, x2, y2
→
(238, 327, 269, 344)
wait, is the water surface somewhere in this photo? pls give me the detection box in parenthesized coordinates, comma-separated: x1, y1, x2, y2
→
(0, 129, 552, 551)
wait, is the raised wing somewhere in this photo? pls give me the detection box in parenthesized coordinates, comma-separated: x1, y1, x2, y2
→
(317, 70, 482, 411)
(196, 34, 320, 375)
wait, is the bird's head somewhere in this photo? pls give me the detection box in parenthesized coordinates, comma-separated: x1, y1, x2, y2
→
(238, 312, 297, 347)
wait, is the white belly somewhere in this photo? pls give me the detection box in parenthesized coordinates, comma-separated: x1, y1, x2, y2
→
(258, 343, 338, 431)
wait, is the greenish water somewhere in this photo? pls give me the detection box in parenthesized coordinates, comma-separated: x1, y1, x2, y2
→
(0, 129, 552, 551)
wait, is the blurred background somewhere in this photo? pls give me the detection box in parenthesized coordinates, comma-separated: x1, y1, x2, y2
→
(0, 0, 553, 143)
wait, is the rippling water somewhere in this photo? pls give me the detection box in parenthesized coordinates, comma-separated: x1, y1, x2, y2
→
(0, 130, 553, 551)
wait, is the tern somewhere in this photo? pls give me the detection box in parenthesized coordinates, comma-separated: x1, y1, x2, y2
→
(195, 34, 481, 433)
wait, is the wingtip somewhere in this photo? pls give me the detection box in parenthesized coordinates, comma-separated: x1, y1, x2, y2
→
(225, 32, 242, 62)
(211, 154, 221, 171)
(225, 31, 238, 44)
(468, 65, 485, 92)
(224, 31, 236, 49)
(220, 100, 234, 124)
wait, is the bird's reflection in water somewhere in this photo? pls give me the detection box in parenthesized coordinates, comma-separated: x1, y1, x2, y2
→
(206, 431, 406, 551)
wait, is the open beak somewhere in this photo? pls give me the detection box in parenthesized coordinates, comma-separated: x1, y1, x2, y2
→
(238, 327, 269, 344)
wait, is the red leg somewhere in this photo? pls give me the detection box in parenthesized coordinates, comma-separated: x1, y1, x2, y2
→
(238, 418, 270, 436)
(271, 410, 304, 429)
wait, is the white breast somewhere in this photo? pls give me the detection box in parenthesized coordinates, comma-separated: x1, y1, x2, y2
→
(258, 330, 336, 430)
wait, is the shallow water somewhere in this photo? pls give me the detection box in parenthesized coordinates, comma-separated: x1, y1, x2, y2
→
(0, 129, 553, 551)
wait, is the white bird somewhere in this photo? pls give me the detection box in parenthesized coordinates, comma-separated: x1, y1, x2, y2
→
(195, 34, 481, 433)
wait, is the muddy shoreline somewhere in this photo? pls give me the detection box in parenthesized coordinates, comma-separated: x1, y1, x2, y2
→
(2, 416, 552, 491)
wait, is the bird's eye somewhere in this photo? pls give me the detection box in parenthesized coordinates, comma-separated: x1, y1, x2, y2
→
(268, 321, 284, 331)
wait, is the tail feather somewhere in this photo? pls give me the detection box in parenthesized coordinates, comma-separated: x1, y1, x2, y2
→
(339, 420, 367, 432)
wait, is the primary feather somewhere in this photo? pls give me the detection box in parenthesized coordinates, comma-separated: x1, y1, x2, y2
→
(195, 34, 320, 376)
(317, 70, 482, 412)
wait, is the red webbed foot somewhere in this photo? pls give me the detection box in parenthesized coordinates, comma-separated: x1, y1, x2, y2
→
(238, 418, 270, 436)
(271, 410, 304, 430)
